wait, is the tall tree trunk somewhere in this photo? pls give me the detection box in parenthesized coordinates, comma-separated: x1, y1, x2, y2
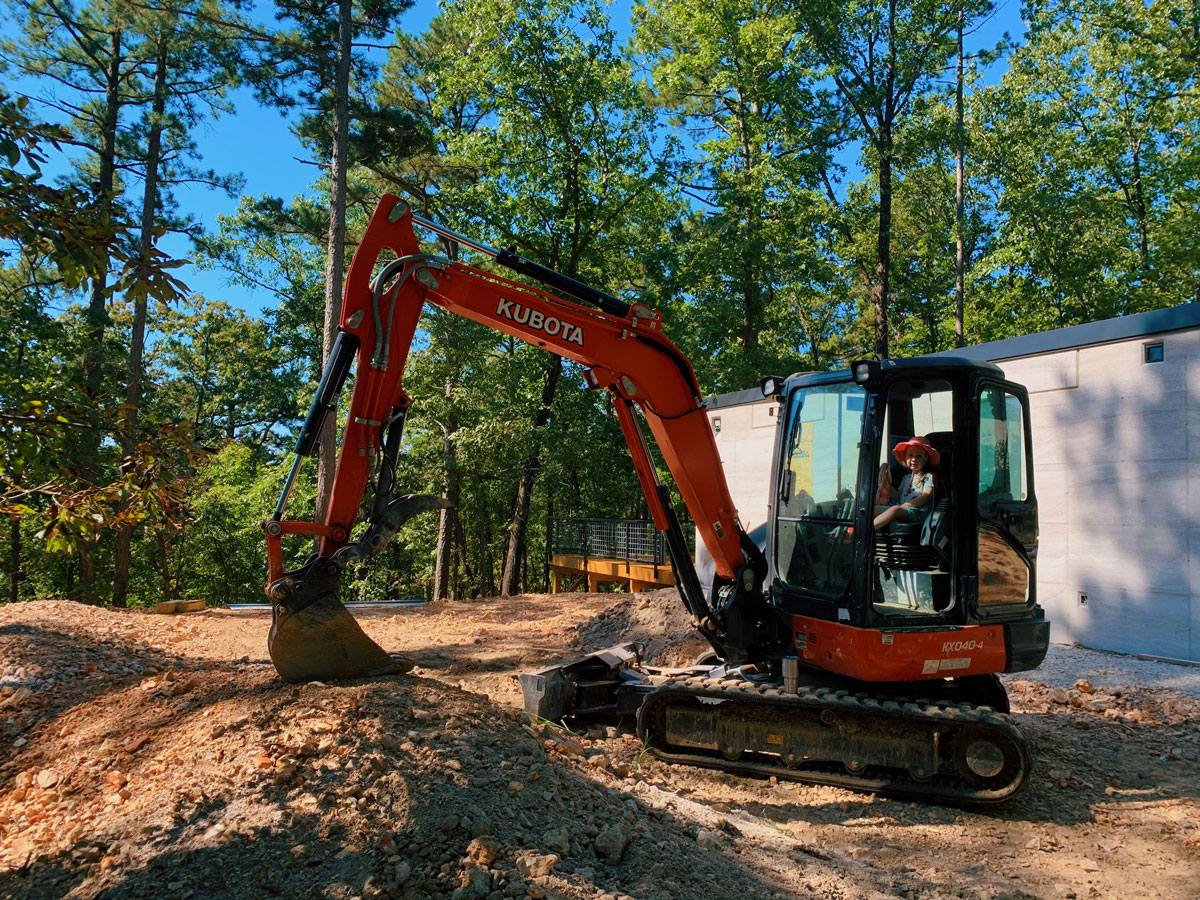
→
(113, 40, 168, 609)
(1129, 146, 1150, 270)
(500, 356, 561, 596)
(954, 11, 966, 348)
(9, 345, 24, 604)
(873, 147, 893, 360)
(314, 0, 354, 534)
(738, 108, 762, 388)
(433, 379, 459, 600)
(78, 29, 124, 599)
(84, 29, 123, 411)
(453, 517, 475, 598)
(873, 0, 898, 361)
(471, 463, 495, 595)
(741, 234, 762, 387)
(156, 531, 175, 603)
(9, 517, 20, 604)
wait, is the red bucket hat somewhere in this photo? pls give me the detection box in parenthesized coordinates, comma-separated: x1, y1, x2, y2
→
(892, 437, 940, 467)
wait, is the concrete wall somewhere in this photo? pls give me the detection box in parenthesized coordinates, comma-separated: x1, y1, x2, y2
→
(694, 396, 778, 593)
(994, 330, 1199, 662)
(704, 398, 779, 534)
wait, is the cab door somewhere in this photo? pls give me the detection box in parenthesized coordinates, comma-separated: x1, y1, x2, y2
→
(971, 381, 1038, 618)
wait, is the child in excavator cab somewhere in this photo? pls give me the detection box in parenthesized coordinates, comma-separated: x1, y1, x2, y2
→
(874, 436, 938, 530)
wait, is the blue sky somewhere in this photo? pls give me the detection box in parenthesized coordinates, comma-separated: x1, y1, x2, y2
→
(166, 1, 441, 315)
(7, 0, 1027, 320)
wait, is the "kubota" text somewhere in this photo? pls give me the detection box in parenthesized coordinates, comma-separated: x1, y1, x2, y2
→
(496, 298, 584, 347)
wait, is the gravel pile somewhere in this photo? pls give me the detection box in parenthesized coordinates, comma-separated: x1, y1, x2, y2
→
(568, 590, 705, 667)
(1015, 643, 1200, 699)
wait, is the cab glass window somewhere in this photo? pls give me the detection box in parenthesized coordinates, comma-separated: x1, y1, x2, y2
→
(780, 383, 865, 515)
(881, 379, 953, 470)
(978, 387, 1028, 509)
(775, 382, 865, 598)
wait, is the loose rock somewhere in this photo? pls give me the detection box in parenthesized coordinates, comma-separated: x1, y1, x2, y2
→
(594, 822, 632, 864)
(515, 853, 558, 879)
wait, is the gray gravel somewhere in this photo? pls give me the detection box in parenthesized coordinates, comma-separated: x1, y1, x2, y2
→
(1005, 642, 1200, 699)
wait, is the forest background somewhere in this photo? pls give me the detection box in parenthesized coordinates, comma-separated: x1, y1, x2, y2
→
(0, 0, 1196, 610)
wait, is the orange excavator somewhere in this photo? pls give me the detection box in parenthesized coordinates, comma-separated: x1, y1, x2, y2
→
(265, 195, 1049, 804)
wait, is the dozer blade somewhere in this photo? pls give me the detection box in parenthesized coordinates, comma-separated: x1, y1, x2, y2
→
(269, 591, 413, 683)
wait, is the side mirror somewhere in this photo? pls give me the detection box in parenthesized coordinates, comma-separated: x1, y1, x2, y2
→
(760, 375, 785, 399)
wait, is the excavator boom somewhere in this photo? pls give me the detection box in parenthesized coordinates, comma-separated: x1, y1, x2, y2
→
(264, 195, 764, 682)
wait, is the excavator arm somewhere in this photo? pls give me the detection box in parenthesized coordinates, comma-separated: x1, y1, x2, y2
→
(265, 195, 767, 683)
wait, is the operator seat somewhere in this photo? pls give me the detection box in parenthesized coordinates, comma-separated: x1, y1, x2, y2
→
(874, 431, 953, 571)
(919, 431, 953, 569)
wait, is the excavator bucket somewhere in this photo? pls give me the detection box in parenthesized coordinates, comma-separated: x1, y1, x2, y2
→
(265, 495, 451, 683)
(269, 591, 413, 684)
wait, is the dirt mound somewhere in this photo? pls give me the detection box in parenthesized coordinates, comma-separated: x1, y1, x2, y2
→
(0, 600, 800, 900)
(3, 597, 1200, 900)
(569, 590, 708, 667)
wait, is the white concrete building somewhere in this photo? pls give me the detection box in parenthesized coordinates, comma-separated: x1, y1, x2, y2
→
(699, 303, 1200, 662)
(703, 387, 780, 535)
(944, 303, 1200, 663)
(693, 388, 779, 596)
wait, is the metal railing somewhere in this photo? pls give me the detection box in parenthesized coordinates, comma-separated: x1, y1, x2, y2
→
(548, 517, 692, 568)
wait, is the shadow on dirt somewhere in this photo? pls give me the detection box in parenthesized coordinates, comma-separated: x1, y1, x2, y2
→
(0, 669, 812, 900)
(1, 806, 384, 900)
(0, 623, 241, 783)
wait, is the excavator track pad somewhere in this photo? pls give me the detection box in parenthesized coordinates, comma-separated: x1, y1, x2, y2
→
(637, 675, 1031, 804)
(269, 592, 413, 684)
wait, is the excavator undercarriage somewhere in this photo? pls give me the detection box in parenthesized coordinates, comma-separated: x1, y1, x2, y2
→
(641, 679, 1029, 804)
(521, 643, 1031, 804)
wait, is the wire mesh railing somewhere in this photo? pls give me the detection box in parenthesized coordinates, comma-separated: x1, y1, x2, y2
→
(548, 517, 691, 567)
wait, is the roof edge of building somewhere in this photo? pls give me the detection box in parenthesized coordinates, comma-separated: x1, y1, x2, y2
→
(703, 386, 767, 410)
(931, 302, 1200, 362)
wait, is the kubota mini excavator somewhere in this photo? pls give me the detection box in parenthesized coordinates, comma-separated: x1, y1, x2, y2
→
(265, 195, 1049, 804)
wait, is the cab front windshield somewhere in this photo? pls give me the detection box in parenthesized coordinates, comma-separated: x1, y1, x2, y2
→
(775, 381, 865, 597)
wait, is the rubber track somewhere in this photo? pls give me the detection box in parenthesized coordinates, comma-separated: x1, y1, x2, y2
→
(636, 675, 1032, 805)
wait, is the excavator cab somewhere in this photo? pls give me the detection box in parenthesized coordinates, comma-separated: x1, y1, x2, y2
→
(767, 357, 1048, 684)
(529, 357, 1050, 803)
